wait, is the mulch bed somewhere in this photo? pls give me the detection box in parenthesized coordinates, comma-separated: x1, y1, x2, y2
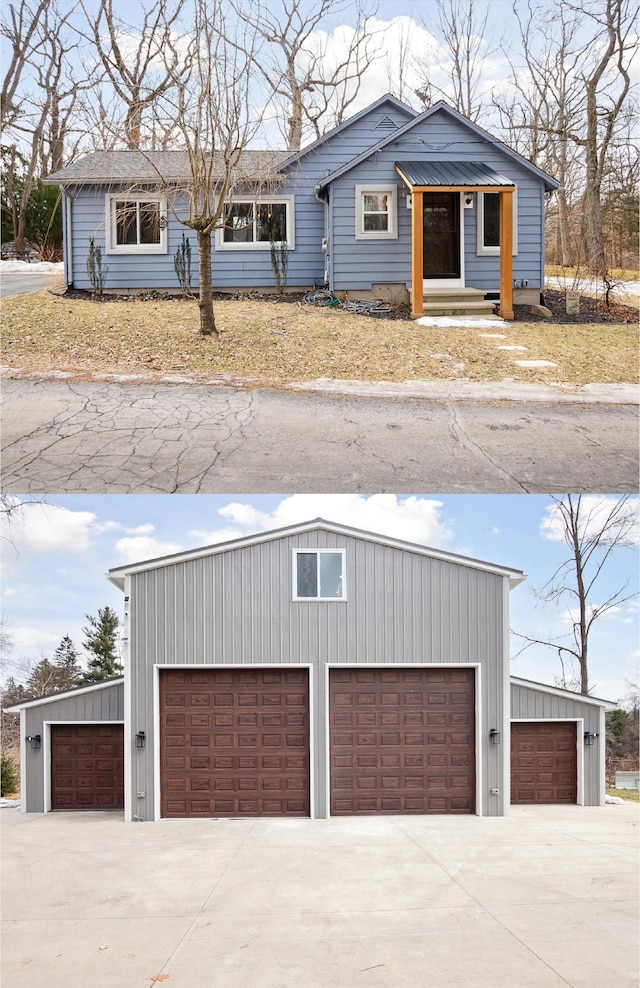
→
(55, 286, 637, 325)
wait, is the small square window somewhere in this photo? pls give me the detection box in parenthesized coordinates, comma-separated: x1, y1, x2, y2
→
(106, 195, 167, 254)
(293, 550, 345, 600)
(355, 184, 397, 241)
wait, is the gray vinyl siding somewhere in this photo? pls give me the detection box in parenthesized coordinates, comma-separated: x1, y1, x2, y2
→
(21, 681, 124, 813)
(330, 107, 546, 293)
(510, 682, 605, 806)
(127, 530, 508, 820)
(66, 102, 415, 292)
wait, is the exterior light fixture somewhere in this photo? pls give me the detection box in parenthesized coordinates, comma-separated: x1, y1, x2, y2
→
(584, 731, 598, 746)
(135, 731, 146, 748)
(464, 193, 474, 207)
(26, 734, 41, 750)
(489, 728, 501, 745)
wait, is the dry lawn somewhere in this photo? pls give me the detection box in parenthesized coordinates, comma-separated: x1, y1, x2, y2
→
(2, 291, 638, 387)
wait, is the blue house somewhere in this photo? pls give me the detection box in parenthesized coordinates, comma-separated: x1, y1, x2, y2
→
(45, 95, 558, 319)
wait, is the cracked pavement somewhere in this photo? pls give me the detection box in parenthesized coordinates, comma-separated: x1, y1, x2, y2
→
(1, 379, 638, 493)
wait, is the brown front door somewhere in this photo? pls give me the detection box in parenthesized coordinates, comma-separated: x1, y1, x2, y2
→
(423, 192, 461, 278)
(329, 667, 475, 815)
(511, 722, 577, 804)
(51, 724, 124, 810)
(160, 668, 310, 818)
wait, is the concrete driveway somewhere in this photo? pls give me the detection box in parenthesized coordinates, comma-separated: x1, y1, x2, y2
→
(2, 379, 638, 493)
(2, 803, 638, 988)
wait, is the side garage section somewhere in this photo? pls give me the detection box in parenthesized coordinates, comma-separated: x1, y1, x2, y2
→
(4, 678, 124, 814)
(329, 667, 476, 815)
(510, 677, 617, 807)
(159, 668, 310, 818)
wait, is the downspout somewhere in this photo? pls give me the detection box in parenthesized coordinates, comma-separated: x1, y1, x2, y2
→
(314, 182, 330, 288)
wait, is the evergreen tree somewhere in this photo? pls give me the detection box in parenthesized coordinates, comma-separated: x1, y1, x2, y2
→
(81, 607, 123, 683)
(51, 635, 83, 687)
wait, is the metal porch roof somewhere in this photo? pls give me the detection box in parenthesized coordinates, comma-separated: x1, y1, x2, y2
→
(395, 160, 515, 188)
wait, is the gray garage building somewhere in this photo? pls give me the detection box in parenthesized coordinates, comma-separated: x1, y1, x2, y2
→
(7, 520, 615, 820)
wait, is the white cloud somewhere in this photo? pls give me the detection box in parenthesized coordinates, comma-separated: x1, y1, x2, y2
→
(562, 604, 623, 626)
(114, 535, 184, 565)
(540, 496, 640, 546)
(10, 626, 59, 652)
(490, 527, 500, 536)
(1, 502, 96, 563)
(92, 520, 155, 536)
(191, 495, 454, 549)
(4, 588, 16, 597)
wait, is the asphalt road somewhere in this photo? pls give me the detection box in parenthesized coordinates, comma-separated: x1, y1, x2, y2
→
(1, 379, 637, 493)
(0, 268, 64, 297)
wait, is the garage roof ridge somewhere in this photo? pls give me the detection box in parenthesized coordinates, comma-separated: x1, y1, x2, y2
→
(107, 516, 526, 589)
(3, 675, 124, 712)
(510, 675, 618, 709)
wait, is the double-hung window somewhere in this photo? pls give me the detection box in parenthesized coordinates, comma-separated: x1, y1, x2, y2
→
(476, 190, 518, 256)
(105, 194, 168, 254)
(293, 549, 346, 601)
(355, 184, 398, 240)
(216, 197, 295, 250)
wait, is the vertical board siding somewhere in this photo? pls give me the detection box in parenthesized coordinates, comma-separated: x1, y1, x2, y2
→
(22, 682, 124, 812)
(510, 683, 603, 805)
(129, 531, 506, 819)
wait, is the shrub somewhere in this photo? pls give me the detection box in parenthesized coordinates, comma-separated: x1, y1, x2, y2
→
(0, 755, 19, 796)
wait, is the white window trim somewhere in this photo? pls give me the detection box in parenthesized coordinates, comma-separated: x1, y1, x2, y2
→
(215, 195, 295, 251)
(105, 193, 168, 255)
(355, 184, 398, 241)
(292, 548, 347, 601)
(476, 189, 518, 256)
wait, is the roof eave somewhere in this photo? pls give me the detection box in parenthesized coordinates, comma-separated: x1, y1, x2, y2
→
(107, 517, 525, 589)
(510, 676, 618, 709)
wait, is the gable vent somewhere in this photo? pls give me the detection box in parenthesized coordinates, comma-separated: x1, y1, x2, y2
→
(375, 115, 398, 132)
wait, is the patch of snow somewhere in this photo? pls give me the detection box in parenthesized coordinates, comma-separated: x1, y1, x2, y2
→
(515, 359, 558, 368)
(605, 795, 626, 804)
(416, 316, 507, 328)
(478, 333, 508, 338)
(0, 260, 64, 273)
(546, 276, 640, 298)
(0, 798, 21, 809)
(496, 345, 528, 351)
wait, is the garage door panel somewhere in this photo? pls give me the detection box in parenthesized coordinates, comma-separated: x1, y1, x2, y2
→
(330, 668, 475, 815)
(511, 722, 577, 804)
(51, 724, 124, 811)
(160, 669, 310, 818)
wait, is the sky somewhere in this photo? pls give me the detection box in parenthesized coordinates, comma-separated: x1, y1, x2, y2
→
(1, 494, 638, 705)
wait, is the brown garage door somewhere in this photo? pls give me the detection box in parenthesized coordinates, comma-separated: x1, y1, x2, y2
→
(51, 724, 124, 810)
(511, 721, 577, 804)
(329, 667, 475, 815)
(160, 668, 310, 818)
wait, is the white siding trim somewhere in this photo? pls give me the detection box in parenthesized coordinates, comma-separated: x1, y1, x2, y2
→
(124, 575, 133, 822)
(19, 709, 26, 814)
(65, 193, 73, 285)
(510, 677, 616, 709)
(502, 577, 511, 815)
(6, 676, 124, 712)
(104, 193, 168, 255)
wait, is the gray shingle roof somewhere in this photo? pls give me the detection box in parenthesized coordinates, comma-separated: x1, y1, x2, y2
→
(44, 149, 289, 185)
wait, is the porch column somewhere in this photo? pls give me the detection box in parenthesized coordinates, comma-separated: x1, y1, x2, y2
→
(498, 188, 514, 319)
(411, 189, 424, 319)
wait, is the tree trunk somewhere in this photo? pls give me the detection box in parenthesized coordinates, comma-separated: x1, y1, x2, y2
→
(556, 187, 573, 267)
(196, 230, 217, 337)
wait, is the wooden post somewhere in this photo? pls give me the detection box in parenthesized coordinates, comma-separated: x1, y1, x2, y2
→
(498, 188, 514, 319)
(411, 189, 424, 319)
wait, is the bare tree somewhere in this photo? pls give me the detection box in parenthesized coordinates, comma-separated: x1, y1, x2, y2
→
(2, 1, 89, 252)
(231, 0, 382, 152)
(416, 0, 496, 122)
(0, 0, 48, 129)
(153, 0, 280, 336)
(494, 0, 637, 275)
(80, 0, 188, 150)
(514, 495, 639, 695)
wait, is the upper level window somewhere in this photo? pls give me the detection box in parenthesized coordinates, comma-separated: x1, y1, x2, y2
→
(105, 195, 167, 254)
(476, 190, 518, 256)
(293, 550, 346, 600)
(355, 184, 398, 240)
(216, 197, 295, 250)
